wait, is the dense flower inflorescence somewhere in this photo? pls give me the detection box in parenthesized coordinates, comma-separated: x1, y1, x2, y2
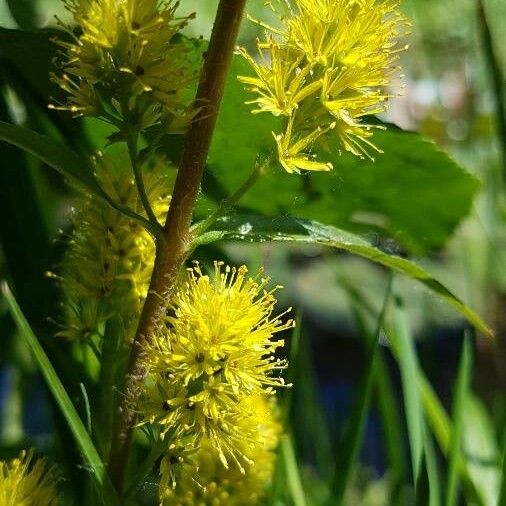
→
(141, 262, 293, 471)
(58, 152, 173, 342)
(51, 0, 195, 129)
(160, 395, 280, 506)
(239, 0, 409, 173)
(0, 450, 59, 505)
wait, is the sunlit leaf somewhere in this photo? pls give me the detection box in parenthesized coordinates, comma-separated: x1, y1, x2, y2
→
(203, 55, 480, 254)
(198, 214, 492, 337)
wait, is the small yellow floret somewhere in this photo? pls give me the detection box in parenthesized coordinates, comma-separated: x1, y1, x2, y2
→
(0, 450, 59, 506)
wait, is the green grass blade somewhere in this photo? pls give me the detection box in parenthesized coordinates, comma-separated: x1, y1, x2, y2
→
(499, 429, 506, 506)
(375, 353, 407, 502)
(338, 276, 408, 499)
(420, 377, 485, 506)
(294, 334, 334, 481)
(331, 274, 393, 505)
(424, 431, 441, 506)
(388, 295, 425, 485)
(446, 336, 472, 506)
(281, 435, 308, 506)
(1, 282, 120, 506)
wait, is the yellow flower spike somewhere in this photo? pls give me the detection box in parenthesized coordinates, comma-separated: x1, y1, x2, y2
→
(160, 395, 281, 506)
(58, 153, 173, 342)
(53, 0, 195, 121)
(141, 262, 293, 469)
(240, 0, 409, 165)
(0, 450, 60, 506)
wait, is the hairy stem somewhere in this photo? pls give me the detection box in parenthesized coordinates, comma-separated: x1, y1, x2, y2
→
(107, 0, 247, 493)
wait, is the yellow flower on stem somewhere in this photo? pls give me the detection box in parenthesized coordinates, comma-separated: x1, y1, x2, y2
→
(52, 0, 195, 125)
(141, 262, 293, 470)
(159, 395, 281, 506)
(239, 0, 409, 170)
(57, 151, 173, 342)
(0, 450, 60, 506)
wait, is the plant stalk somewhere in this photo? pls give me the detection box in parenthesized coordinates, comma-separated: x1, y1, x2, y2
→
(107, 0, 247, 493)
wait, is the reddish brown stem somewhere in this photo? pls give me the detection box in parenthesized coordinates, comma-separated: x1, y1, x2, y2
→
(107, 0, 247, 493)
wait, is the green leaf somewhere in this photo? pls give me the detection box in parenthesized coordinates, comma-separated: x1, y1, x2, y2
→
(291, 331, 334, 481)
(1, 282, 120, 506)
(388, 296, 425, 484)
(0, 120, 105, 197)
(281, 435, 308, 506)
(199, 214, 492, 337)
(331, 274, 393, 505)
(424, 432, 442, 506)
(375, 354, 407, 499)
(499, 432, 506, 506)
(446, 336, 473, 506)
(205, 54, 480, 254)
(340, 278, 408, 498)
(420, 378, 486, 505)
(461, 395, 501, 506)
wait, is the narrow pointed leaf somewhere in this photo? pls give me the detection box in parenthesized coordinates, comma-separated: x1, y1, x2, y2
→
(446, 336, 472, 506)
(420, 378, 486, 505)
(332, 275, 393, 505)
(1, 282, 120, 506)
(281, 435, 308, 506)
(199, 214, 492, 337)
(424, 430, 442, 506)
(388, 296, 425, 484)
(499, 435, 506, 506)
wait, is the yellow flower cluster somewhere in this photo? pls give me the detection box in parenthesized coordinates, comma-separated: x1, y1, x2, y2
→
(141, 262, 293, 474)
(0, 450, 59, 506)
(239, 0, 409, 173)
(58, 151, 172, 342)
(160, 395, 280, 506)
(51, 0, 195, 128)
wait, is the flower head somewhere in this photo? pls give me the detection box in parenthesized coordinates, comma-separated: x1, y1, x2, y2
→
(239, 0, 409, 171)
(141, 262, 293, 469)
(51, 0, 195, 128)
(58, 151, 173, 342)
(0, 450, 60, 506)
(159, 395, 281, 506)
